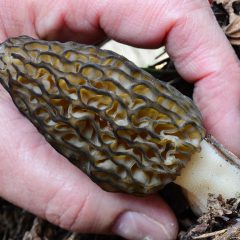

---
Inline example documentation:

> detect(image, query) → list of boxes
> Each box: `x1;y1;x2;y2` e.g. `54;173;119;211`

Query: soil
1;188;240;239
1;1;240;239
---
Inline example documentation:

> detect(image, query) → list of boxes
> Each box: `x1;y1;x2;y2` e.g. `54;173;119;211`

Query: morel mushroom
0;36;239;214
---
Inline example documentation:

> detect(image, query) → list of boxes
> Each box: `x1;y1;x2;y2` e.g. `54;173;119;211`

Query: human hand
0;1;239;240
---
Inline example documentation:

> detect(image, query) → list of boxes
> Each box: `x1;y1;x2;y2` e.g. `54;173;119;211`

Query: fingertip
111;195;178;240
64;187;178;239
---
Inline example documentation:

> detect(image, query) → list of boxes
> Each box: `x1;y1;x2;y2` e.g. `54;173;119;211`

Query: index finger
1;2;240;148
31;0;240;155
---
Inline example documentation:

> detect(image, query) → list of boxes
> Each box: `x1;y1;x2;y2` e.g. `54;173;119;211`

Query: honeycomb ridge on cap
0;36;205;195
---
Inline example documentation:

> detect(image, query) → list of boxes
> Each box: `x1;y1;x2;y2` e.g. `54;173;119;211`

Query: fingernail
112;211;176;240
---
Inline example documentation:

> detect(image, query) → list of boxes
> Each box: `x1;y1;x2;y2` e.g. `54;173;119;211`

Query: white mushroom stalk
175;136;240;215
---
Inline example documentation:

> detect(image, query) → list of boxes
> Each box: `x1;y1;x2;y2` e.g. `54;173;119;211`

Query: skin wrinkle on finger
194;66;240;120
65;190;93;232
193;65;240;153
166;2;234;81
43;175;92;230
0;8;8;40
0;0;37;40
31;0;182;47
32;0;107;43
98;0;180;47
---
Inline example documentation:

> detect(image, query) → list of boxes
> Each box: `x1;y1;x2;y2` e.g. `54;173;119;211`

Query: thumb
0;85;177;240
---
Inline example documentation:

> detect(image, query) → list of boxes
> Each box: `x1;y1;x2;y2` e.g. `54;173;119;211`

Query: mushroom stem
175;136;240;215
